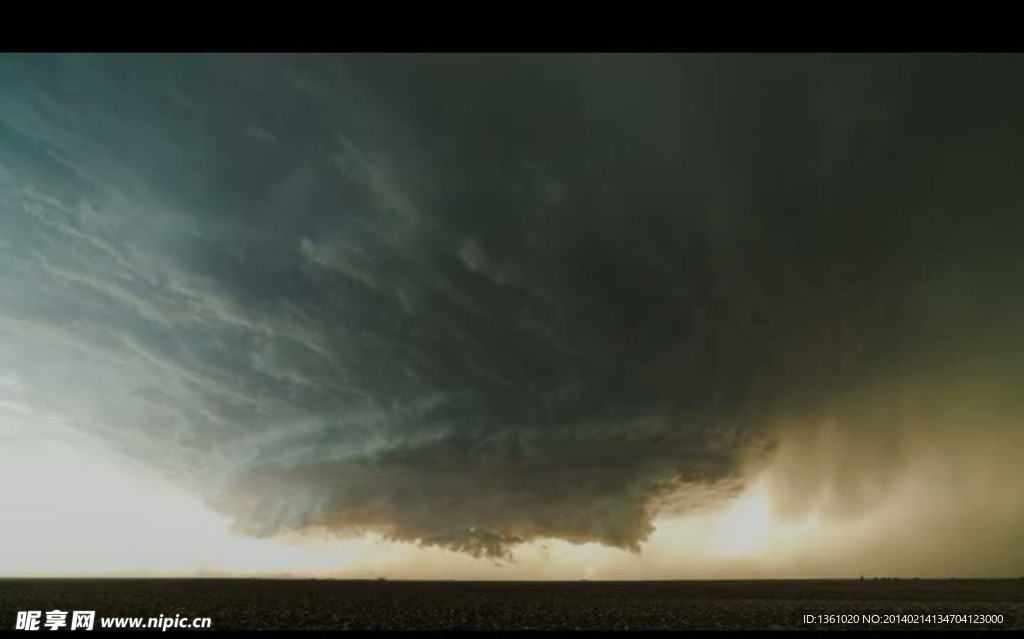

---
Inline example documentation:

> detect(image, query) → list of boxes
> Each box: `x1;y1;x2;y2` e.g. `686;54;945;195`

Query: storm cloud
2;53;1023;563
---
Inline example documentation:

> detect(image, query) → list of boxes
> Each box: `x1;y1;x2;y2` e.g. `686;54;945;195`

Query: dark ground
2;579;1023;630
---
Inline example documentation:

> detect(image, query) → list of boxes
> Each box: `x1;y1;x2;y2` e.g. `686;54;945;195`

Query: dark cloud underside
1;53;1023;560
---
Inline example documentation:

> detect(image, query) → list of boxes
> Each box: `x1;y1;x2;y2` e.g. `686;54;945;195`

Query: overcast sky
1;53;1022;578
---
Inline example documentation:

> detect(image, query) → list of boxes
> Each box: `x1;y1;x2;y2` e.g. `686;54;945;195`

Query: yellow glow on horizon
707;479;775;557
0;412;855;580
5;387;1021;580
0;407;380;577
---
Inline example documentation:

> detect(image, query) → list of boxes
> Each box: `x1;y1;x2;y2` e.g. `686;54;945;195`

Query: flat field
2;578;1023;630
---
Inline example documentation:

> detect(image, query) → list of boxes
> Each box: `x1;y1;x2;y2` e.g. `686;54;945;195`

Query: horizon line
3;576;1022;581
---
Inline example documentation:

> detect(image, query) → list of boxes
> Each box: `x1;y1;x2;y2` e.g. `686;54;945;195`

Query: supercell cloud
1;54;1023;563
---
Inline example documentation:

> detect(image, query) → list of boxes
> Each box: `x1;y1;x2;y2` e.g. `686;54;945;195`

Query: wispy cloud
1;53;1023;571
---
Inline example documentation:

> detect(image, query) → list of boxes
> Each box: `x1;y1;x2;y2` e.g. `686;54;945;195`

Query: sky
1;53;1023;579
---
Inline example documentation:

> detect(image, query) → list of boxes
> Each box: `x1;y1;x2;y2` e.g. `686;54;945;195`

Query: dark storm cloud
2;53;1023;560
